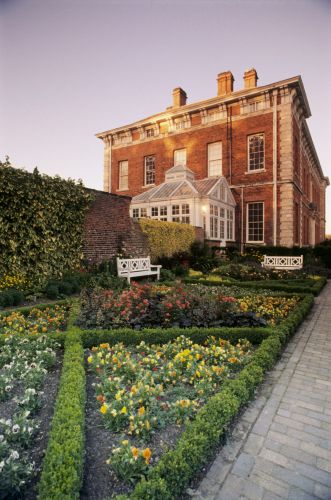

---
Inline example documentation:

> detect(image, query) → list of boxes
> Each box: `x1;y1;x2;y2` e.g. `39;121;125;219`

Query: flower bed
77;283;300;331
0;304;69;336
85;335;252;495
35;292;314;500
0;333;60;498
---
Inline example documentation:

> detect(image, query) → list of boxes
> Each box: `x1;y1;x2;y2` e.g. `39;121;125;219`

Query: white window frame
246;202;264;243
144;155;156;186
174;149;186;166
119;160;128;190
208;142;222;177
247;133;265;172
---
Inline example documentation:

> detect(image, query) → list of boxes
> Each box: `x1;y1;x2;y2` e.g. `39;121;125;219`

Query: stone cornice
95;76;310;139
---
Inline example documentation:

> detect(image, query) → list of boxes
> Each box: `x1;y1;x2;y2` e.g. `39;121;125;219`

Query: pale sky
1;0;330;232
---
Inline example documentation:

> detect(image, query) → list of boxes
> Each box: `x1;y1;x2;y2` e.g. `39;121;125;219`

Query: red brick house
96;69;329;248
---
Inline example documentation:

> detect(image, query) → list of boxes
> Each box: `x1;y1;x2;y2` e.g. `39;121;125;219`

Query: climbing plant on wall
0;158;92;288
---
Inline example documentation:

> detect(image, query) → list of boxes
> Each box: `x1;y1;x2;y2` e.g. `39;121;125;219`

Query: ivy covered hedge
139;219;195;261
0;158;91;287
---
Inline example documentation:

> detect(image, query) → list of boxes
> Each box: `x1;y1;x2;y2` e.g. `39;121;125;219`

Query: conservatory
130;165;236;245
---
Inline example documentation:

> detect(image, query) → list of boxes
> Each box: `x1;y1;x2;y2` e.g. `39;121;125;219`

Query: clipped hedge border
78;325;273;349
126;293;314;499
38;302;86;500
184;276;326;295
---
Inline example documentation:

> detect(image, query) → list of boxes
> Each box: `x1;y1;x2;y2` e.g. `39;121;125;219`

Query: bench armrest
150;265;162;270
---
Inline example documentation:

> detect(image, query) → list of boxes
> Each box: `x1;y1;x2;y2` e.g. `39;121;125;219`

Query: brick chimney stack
172;87;187;107
244;68;258;89
217;71;234;96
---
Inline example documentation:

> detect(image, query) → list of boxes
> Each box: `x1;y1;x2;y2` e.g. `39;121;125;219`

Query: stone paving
192;281;331;500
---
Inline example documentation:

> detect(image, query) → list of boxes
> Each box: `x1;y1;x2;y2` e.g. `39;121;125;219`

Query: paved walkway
192;281;331;500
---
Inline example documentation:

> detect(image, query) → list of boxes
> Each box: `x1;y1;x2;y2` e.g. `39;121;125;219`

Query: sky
1;0;330;232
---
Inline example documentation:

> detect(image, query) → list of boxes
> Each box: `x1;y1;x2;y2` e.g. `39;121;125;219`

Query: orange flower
131;447;139;459
96;394;105;403
142;448;152;464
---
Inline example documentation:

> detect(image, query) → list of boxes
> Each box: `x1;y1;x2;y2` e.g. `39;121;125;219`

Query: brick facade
97;70;329;248
83;190;149;264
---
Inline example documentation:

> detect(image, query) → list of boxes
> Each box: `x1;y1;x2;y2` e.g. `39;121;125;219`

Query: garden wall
83;190;149;263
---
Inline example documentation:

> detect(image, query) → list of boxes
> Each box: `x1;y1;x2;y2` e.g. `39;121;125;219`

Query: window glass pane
144;156;155;185
140;208;147;218
181;216;190;224
172;205;180;215
160;206;167;216
172;217;180;223
151;207;158;217
220;220;225;239
119;161;128;190
132;208;139;218
208;142;222;176
247;202;264;242
174;149;186;166
248;134;264;171
182;204;189;214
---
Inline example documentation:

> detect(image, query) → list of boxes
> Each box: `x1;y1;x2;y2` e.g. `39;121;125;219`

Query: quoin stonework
96;69;329;248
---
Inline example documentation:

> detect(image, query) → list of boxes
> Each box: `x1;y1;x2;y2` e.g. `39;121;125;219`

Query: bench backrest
117;257;151;275
263;255;303;268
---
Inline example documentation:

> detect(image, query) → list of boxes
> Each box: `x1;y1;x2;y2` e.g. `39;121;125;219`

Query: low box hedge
38;303;86;500
184;276;326;295
78;325;273;348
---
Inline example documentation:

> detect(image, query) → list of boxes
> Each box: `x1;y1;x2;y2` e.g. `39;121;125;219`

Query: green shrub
0;289;25;308
45;284;59;300
139;218;195;261
38;303;85;500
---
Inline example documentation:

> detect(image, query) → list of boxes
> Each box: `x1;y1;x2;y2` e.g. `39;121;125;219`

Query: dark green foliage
79;326;273;349
185;276;326;295
189;241;219;273
0;158;91;287
38;303;85;500
45;284;59;300
0;289;25;307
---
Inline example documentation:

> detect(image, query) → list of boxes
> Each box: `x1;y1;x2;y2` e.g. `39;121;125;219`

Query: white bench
262;255;303;270
117;257;162;284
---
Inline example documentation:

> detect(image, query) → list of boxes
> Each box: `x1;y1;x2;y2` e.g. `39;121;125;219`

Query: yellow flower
142;448;152;464
87;356;93;363
121;440;129;446
138;406;145;416
100;404;108;414
120;406;127;414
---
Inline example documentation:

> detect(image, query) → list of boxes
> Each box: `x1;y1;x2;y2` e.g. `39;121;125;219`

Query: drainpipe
241;187;244;253
272;90;278;246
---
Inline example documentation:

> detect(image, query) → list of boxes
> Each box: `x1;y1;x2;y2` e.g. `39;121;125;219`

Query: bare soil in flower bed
81;369;184;499
0;352;63;499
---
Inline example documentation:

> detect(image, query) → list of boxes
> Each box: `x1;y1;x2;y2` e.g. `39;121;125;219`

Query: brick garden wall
83;189;149;264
